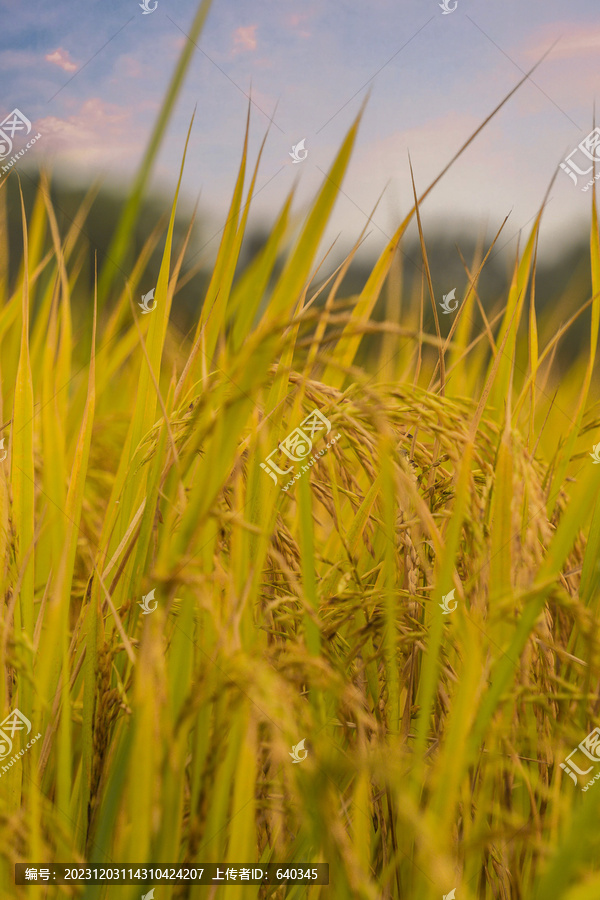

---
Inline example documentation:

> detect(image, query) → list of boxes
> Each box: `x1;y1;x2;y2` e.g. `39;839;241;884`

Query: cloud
36;98;137;169
513;22;600;119
232;25;257;54
117;55;143;80
45;48;77;72
288;12;311;37
524;23;600;61
321;109;510;244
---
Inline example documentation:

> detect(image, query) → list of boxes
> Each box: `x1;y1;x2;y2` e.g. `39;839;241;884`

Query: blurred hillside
1;171;594;371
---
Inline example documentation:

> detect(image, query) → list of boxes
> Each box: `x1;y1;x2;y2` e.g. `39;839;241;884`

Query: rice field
1;4;600;898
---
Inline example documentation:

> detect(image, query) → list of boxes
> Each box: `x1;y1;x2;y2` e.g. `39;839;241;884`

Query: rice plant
1;5;600;898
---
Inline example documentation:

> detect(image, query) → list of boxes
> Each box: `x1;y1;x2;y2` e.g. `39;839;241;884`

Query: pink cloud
36;98;136;169
524;23;600;61
232;25;257;54
167;35;187;52
45;48;77;72
288;12;311;37
514;23;600;116
119;55;143;79
78;97;130;126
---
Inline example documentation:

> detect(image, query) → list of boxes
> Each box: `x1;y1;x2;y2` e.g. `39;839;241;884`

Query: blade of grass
97;0;213;303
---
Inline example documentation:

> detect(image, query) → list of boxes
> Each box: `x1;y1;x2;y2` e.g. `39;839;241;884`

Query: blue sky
1;0;599;269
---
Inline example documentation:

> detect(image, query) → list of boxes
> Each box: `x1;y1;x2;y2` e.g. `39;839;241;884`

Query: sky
1;0;600;272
